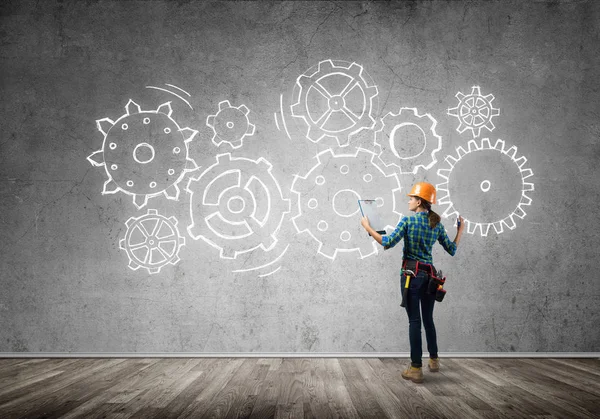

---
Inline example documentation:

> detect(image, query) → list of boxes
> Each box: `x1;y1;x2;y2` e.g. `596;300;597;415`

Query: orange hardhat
407;182;436;205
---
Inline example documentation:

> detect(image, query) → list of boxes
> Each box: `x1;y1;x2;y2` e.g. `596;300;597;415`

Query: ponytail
421;200;441;229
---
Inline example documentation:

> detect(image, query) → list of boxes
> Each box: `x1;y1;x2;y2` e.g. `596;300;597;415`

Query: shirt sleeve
381;217;408;250
437;223;457;256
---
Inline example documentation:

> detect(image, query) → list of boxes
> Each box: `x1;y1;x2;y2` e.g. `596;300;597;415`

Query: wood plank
1;357;599;419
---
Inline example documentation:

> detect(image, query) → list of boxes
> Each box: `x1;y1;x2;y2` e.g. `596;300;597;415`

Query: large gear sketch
436;138;534;236
447;86;500;138
374;107;442;174
186;153;290;259
291;148;403;260
119;209;186;274
206;100;256;150
291;59;378;147
87;99;199;209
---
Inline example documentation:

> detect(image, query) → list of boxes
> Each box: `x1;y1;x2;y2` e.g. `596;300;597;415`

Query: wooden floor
0;358;599;418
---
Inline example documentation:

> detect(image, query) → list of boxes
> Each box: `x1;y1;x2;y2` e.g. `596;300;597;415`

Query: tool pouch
427;269;447;302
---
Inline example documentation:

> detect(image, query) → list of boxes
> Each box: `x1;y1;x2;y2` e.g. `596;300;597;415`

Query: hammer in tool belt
400;269;416;307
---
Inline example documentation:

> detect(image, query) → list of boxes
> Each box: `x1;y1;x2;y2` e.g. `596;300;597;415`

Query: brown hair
419;198;441;229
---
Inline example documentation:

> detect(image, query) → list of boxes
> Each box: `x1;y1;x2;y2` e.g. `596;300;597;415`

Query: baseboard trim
1;352;599;358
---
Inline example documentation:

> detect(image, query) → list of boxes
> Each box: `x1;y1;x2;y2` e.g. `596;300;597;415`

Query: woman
361;182;465;383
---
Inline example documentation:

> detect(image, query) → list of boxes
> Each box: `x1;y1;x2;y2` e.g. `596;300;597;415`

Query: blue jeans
401;270;438;368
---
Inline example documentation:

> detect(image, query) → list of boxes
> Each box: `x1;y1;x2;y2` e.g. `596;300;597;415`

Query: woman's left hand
361;216;370;230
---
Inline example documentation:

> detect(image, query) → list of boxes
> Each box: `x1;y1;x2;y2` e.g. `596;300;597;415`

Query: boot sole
402;375;424;383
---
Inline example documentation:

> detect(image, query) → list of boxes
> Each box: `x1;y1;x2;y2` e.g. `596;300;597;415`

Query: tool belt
401;259;447;303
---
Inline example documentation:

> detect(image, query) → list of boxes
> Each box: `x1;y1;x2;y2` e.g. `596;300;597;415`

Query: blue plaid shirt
381;212;456;264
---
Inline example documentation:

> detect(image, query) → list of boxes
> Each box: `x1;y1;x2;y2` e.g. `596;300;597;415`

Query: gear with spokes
447;86;500;138
186;153;290;259
87;99;198;209
119;209;186;274
291;148;403;260
436;138;534;236
206;100;256;150
374;107;442;174
291;60;378;147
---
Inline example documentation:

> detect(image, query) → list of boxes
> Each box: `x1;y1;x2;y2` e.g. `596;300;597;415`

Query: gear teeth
455;145;468;159
96;118;115;136
147;209;158;215
87;150;105;167
102;179;119;194
218;100;231;111
292;213;311;234
483;93;495;101
521;168;534;180
318;59;334;72
185;156;199;171
206;115;216;128
216;153;232;165
156;102;173;117
471;86;481;95
480;138;492;149
125;99;141;116
180;127;198;143
513;205;527;220
168;216;177;225
492;221;504;234
246;123;256;136
133;194;149;209
445;155;459;168
467;140;480;153
348;62;362;75
493;139;506;152
239;105;250;115
164;184;180;200
119;238;126;249
148;267;160;274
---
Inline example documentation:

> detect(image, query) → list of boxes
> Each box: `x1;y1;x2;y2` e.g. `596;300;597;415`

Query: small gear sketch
447;86;500;138
374;107;442;174
436;138;534;236
291;148;403;260
206;100;256;149
186;153;290;259
119;209;186;274
87;99;199;209
291;59;379;147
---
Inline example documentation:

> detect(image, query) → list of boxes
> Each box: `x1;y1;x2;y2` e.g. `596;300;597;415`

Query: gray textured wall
1;0;599;353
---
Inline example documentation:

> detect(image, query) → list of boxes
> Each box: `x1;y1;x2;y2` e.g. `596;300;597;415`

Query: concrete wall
1;0;599;353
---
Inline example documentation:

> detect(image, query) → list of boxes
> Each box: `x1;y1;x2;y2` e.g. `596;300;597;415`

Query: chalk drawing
436;138;534;236
119;209;185;274
447;86;500;138
374;107;442;174
231;243;290;275
146;84;193;110
206;100;256;150
291;60;378;147
291;148;403;260
87;99;198;209
186;153;291;259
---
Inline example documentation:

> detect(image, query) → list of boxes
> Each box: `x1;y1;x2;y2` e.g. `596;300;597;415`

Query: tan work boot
428;357;440;372
401;364;424;383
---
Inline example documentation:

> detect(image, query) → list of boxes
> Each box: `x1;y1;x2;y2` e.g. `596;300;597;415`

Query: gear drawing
436;138;534;236
119;209;185;274
87;99;199;209
186;153;290;259
447;86;500;138
291;148;403;260
206;100;256;149
374;107;442;174
291;59;378;147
